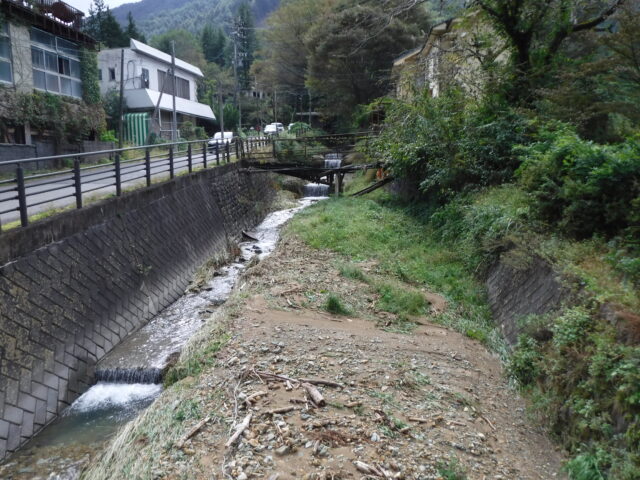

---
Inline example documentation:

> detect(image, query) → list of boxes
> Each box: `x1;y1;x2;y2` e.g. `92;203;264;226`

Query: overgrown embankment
366;89;640;479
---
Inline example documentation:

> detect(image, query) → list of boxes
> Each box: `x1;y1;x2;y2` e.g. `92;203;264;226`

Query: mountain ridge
111;0;280;38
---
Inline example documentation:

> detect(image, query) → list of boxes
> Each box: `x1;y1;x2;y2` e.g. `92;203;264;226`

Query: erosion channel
0;194;326;480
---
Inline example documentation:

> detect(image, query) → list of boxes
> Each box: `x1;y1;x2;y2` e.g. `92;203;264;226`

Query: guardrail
0;136;270;232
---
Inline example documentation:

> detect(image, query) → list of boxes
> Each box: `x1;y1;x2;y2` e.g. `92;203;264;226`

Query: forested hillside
111;0;280;37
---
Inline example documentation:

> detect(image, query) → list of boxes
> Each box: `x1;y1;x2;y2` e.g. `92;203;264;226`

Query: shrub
508;335;542;386
516;125;640;239
372;89;528;204
324;294;351;315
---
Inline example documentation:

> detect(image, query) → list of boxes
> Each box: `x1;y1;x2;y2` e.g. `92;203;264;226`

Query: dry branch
303;383;326;407
225;413;252;448
265;406;298;415
175;416;210;449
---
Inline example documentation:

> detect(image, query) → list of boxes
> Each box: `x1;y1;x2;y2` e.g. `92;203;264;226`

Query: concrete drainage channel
0;195;326;480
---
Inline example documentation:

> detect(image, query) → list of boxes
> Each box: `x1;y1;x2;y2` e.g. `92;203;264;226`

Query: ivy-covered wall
0;89;106;143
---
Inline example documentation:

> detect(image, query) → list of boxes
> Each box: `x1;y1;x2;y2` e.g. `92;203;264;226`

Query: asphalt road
0;149;234;227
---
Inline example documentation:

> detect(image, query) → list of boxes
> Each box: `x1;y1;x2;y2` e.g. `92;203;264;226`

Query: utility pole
171;41;178;142
117;49;125;148
307;88;312;126
231;22;242;132
218;91;224;134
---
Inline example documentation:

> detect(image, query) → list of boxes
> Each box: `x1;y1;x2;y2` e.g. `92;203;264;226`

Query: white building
97;39;215;138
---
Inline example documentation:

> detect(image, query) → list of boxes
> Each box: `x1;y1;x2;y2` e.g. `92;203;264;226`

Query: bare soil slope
129;236;565;480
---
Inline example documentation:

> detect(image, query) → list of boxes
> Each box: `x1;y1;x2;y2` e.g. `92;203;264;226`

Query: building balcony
1;0;95;46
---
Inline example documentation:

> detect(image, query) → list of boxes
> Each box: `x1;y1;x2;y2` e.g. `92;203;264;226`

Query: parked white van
208;131;233;150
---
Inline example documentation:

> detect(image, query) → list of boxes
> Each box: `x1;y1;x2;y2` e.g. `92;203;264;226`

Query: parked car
264;122;285;136
208;131;233;151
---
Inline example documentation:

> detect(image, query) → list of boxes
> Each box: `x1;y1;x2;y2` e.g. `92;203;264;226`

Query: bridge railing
241;132;377;165
0;136;266;233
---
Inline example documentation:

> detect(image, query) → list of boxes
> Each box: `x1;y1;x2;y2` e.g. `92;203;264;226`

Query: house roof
124;89;215;121
392;18;455;66
129;39;204;78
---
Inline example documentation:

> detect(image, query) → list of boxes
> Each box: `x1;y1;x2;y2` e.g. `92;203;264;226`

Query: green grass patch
323;293;351;315
437;457;467;480
338;263;369;282
287;195;500;351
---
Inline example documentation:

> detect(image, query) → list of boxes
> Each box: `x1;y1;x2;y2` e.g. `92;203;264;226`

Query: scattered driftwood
175;416;210;449
299;378;344;388
354;461;397;478
225;413;252;448
244;390;267;407
408;417;430;423
303;383;326;407
265;406;298;415
252;369;344;389
479;413;496;431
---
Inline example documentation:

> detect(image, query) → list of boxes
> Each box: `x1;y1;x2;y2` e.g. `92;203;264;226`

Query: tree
252;0;332;95
233;2;257;90
125;12;146;43
151;29;206;68
305;0;429;119
474;0;626;101
201;25;227;66
85;0;128;48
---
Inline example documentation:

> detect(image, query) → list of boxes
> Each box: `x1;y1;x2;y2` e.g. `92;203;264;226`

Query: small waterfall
324;153;343;169
303;183;329;197
94;367;163;384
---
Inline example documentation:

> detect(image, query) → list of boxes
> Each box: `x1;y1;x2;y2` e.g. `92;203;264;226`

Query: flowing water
0;196;326;480
301;153;343;197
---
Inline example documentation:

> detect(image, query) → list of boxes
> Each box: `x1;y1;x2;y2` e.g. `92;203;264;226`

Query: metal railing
5;0;85;29
0;136;271;232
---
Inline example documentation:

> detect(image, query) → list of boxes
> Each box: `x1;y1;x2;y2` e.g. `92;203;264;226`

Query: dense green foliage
0;90;105;142
373;90;528;203
79;49;101;105
508;308;640;478
516;126;640;239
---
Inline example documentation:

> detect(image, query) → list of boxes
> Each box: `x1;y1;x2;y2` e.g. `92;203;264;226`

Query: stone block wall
486;255;569;345
0;164;276;459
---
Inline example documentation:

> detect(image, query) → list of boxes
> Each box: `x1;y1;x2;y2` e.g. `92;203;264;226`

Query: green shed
124;113;149;146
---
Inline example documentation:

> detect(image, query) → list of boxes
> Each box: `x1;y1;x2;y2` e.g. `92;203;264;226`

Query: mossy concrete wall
486;254;569;345
0;164;275;459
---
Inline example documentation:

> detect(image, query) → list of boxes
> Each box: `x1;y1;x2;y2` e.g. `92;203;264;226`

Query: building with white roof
98;39;215;140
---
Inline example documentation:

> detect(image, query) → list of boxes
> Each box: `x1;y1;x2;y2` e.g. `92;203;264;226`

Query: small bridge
239;132;380;190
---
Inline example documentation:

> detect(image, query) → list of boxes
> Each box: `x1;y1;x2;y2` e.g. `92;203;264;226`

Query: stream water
0;194;327;480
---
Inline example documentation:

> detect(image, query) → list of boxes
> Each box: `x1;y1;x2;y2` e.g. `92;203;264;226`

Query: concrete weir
0;163;277;460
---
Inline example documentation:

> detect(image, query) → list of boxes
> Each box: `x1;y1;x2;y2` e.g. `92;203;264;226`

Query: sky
65;0;137;15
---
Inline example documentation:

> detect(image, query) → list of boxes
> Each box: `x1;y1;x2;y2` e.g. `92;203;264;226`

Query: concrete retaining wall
486;254;569;345
0;164;276;459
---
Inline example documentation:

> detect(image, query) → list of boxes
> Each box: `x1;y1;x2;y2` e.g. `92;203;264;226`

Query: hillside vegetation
111;0;280;37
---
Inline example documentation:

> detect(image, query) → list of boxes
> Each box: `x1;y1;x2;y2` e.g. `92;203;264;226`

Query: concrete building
0;0;97;149
392;12;507;100
97;39;215;139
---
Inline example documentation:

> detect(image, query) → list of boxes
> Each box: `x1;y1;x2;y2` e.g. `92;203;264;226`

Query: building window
30;28;81;98
158;70;190;100
141;68;149;88
109;68;116;81
98;68;102;81
0;23;12;84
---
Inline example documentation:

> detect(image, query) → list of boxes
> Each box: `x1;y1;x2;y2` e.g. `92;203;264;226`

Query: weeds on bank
288;195;500;351
323;293;352;315
437;457;467;480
